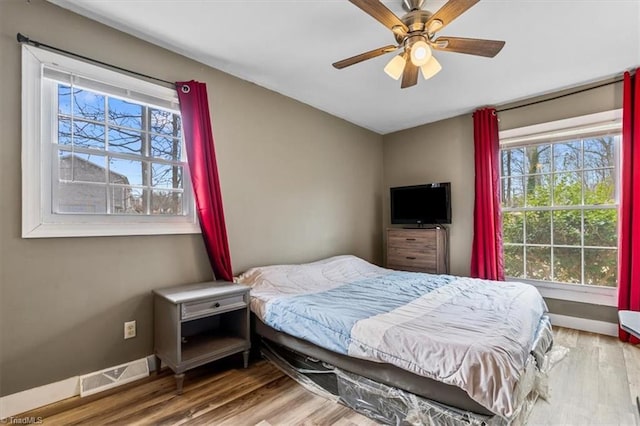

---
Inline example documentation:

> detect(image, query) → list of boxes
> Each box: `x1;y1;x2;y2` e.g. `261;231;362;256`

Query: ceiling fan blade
401;62;419;89
349;0;409;33
432;37;505;57
426;0;480;33
333;45;398;69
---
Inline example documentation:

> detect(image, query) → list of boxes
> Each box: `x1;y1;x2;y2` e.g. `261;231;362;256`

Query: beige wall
497;82;623;130
382;115;475;276
382;82;623;320
0;0;383;396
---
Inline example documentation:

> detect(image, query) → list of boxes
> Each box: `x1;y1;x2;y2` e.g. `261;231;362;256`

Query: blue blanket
263;271;456;354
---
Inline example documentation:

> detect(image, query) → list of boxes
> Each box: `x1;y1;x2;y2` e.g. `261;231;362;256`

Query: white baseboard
548;313;618;337
0;355;156;419
0;376;79;420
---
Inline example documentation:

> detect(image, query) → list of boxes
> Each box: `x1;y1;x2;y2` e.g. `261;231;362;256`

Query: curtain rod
16;33;175;87
496;76;624;113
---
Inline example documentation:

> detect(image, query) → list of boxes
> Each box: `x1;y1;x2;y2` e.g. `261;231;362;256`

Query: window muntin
501;134;620;287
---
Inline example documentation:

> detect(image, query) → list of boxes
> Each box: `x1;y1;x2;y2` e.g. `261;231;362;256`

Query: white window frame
499;109;622;306
22;45;200;238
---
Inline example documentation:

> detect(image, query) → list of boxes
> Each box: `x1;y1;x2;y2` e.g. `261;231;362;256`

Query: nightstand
153;281;251;394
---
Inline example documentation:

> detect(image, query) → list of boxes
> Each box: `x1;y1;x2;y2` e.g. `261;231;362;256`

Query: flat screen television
390;183;451;225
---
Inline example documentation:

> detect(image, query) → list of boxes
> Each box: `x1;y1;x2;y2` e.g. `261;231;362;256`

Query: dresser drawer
387;248;435;269
387;264;437;273
387;230;436;251
181;294;246;320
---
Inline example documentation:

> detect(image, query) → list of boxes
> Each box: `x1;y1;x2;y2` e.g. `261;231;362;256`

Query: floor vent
79;358;149;397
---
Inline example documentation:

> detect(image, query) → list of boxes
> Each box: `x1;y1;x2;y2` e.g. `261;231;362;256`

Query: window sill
22;221;201;238
506;277;618;307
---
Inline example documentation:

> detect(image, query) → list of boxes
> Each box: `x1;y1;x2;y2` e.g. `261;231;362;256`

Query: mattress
236;255;552;418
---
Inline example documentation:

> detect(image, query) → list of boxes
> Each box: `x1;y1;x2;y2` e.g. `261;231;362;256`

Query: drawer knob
406;238;416;241
213;302;221;308
406;256;416;260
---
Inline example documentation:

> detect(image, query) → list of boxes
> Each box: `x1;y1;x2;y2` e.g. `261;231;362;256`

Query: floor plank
528;329;640;426
18;327;640;425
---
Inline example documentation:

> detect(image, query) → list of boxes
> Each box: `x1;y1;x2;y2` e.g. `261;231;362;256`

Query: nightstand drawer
181;294;245;320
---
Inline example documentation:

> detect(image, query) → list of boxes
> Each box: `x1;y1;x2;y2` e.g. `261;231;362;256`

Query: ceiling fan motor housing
394;10;434;44
402;0;425;12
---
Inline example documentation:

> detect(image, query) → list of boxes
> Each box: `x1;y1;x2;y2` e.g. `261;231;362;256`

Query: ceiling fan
333;0;505;89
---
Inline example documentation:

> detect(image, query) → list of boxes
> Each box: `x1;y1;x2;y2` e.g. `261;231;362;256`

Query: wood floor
528;327;640;425
21;327;640;425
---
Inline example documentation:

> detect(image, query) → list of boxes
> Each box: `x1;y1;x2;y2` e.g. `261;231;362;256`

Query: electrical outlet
124;320;136;339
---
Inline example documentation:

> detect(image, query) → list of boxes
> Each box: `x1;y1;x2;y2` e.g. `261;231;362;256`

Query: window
22;45;199;237
500;111;622;290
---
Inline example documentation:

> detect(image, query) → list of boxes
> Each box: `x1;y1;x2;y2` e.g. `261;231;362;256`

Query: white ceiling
49;0;640;135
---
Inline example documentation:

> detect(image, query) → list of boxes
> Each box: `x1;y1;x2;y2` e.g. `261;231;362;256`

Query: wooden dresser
386;227;448;274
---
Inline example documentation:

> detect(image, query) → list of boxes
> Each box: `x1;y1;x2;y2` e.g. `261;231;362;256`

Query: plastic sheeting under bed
260;339;568;426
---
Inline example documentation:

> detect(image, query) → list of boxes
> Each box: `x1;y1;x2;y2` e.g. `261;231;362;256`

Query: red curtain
618;69;640;343
470;108;505;280
176;81;233;282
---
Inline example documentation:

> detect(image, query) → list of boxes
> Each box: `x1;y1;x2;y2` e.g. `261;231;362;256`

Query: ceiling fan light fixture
408;39;432;66
420;56;442;80
384;54;407;80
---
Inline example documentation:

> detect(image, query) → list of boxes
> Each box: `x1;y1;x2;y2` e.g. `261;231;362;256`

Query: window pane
110;187;145;214
72;88;105;122
152;164;182;189
525;144;551;174
501;176;525;208
553;172;582;206
584;248;617;287
553;247;582;284
151;190;183;215
503;212;524;244
526;246;551;280
56;182;107;214
526;211;551;245
58;84;71;115
108;98;143;130
58;118;106;150
108;128;143;155
150;109;181;138
584;137;616;169
584;169;615;205
525;174;551;207
553;140;581;172
58;151;106;183
108;157;145;186
553;209;582;246
584;209;617;247
504;245;524;278
501;148;525;177
73;120;107;150
58;118;72;145
151;136;182;161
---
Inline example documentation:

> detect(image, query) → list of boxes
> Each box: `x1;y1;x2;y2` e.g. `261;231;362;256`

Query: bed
235;255;555;425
